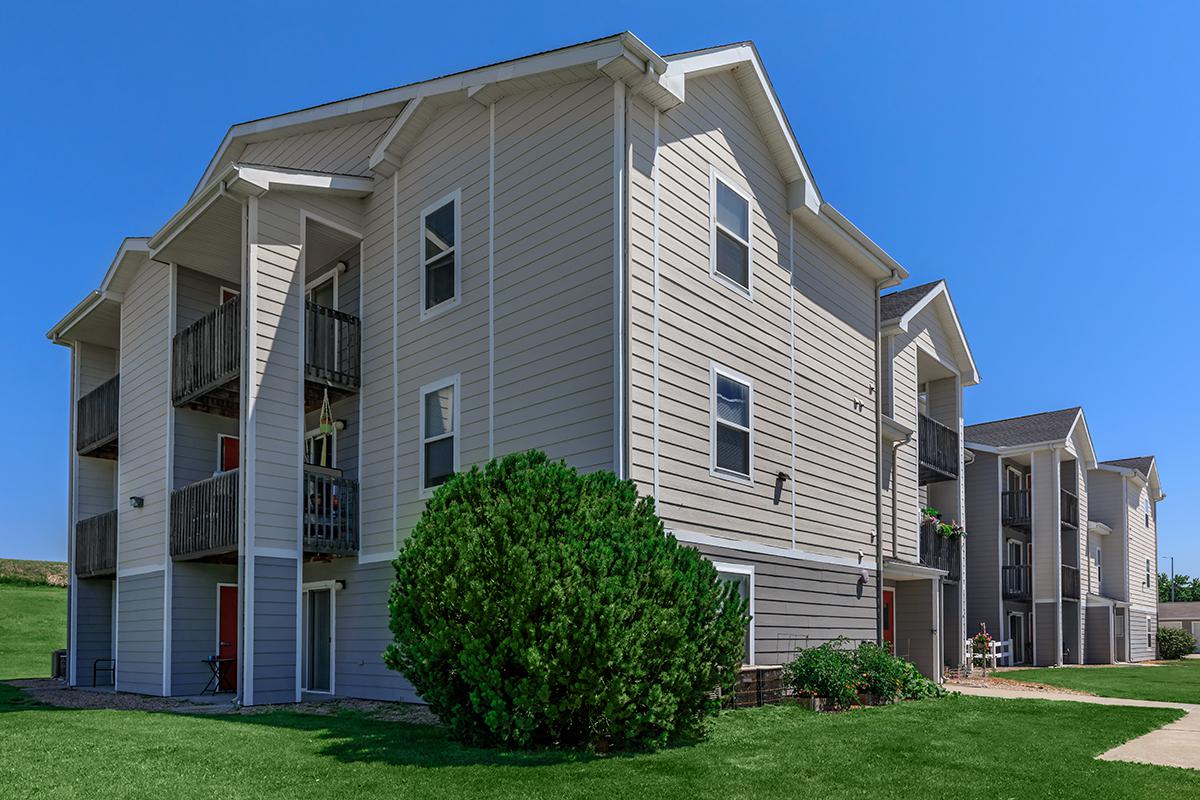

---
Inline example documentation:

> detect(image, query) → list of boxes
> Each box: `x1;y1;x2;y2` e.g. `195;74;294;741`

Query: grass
1005;659;1200;704
0;583;67;680
0;558;67;588
0;686;1196;799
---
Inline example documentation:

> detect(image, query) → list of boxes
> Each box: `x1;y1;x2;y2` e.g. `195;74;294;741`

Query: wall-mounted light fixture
334;579;347;591
129;496;144;509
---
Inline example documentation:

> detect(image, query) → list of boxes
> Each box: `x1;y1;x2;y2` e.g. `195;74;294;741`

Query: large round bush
384;450;749;749
1158;626;1197;660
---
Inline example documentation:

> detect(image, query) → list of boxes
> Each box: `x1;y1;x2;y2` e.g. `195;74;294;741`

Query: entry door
1008;613;1024;664
303;588;333;693
1114;609;1126;661
217;585;238;691
883;589;895;652
219;435;239;473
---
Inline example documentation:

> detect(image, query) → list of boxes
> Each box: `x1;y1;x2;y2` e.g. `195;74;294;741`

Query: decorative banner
319;388;334;435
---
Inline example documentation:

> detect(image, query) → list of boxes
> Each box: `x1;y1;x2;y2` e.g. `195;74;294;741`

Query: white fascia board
49;237;150;343
46;290;103;344
233;165;375;197
1089;521;1112;536
192;33;668;197
886;281;980;386
1065;409;1098;469
882;414;914;443
794;202;906;284
964;440;1066;456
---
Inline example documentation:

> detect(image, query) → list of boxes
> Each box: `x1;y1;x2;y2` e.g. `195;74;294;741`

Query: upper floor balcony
918;518;962;578
1002;564;1031;601
171;296;361;418
1059;488;1079;529
75;509;116;579
77;374;119;459
1061;564;1081;599
1001;487;1079;531
169;467;359;561
917;413;959;485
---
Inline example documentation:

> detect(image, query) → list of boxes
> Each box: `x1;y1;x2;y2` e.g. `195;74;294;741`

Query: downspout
874;271;897;644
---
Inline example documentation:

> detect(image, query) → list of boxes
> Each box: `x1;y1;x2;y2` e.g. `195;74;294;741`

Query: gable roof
1102;456;1155;475
964;407;1083;448
1099;455;1163;498
881;279;979;386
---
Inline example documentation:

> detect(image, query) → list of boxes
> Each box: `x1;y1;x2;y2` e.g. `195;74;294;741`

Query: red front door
218;585;238;691
220;436;239;473
883;589;895;652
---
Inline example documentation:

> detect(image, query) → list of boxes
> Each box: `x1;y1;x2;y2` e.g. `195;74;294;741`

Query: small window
419;376;459;494
710;170;752;294
714;563;753;665
420;192;461;316
1146;559;1154;588
710;365;753;482
1095;546;1102;589
1147;617;1154;650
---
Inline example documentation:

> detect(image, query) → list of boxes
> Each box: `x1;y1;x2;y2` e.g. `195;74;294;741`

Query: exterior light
129;496;144;509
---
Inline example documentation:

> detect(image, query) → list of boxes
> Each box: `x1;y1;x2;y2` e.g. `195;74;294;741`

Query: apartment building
1085;456;1164;662
48;32;973;705
878;281;978;678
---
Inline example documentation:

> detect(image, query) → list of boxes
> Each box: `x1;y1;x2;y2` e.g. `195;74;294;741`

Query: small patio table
200;656;235;695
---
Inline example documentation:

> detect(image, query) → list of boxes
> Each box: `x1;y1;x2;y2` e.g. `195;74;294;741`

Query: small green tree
384;450;748;750
1157;627;1197;660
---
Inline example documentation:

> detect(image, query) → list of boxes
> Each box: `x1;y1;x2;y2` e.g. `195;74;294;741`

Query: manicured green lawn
1005;660;1200;704
0;584;66;680
0;685;1195;799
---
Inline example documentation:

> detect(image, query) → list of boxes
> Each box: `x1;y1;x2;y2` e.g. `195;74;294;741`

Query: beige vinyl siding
627;72;877;560
1086;469;1129;599
239;118;393;176
964;452;1002;637
117;260;171;569
116;571;164;694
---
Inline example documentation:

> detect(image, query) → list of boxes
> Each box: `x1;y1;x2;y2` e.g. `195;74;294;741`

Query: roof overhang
882;414;914;444
1095;457;1163;500
968;409;1095;469
883;559;946;581
882;280;980;386
47;238;150;347
1088;521;1112;536
1064;409;1098;470
196;32;682;194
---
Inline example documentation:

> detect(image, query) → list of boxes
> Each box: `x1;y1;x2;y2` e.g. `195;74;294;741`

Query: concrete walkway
953;684;1200;771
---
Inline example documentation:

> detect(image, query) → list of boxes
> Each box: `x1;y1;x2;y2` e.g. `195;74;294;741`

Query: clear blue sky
2;2;1195;574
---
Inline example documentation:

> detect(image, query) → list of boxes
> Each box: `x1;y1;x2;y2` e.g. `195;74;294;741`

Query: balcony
1002;489;1031;529
1002;565;1030;601
918;519;962;578
1060;489;1079;529
77;374;119;459
170;467;358;561
171;297;361;418
75;509;116;579
1061;564;1081;599
917;413;959;485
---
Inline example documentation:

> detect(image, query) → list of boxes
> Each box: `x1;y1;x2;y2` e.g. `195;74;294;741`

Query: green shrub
852;642;906;700
384;450;749;750
896;659;948;700
782;638;857;707
1157;626;1197;660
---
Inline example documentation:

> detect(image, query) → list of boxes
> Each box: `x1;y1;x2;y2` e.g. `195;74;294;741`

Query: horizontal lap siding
73;578;113;685
892;578;938;678
77;343;119;520
252;556;297;703
304;560;419;702
116;571;164;694
174;409;237;489
628;71;876;564
1127;480;1157;612
1086;470;1128;599
240;118;392;176
687;540;875;665
171;562;235;695
118;261;170;569
964;453;1001;637
1085;606;1111;664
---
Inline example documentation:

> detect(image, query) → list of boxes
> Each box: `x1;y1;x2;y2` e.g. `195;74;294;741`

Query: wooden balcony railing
170;469;239;561
1060;489;1079;529
75;509;117;579
77;374;119;458
1002;489;1031;529
918;519;962;578
303;467;359;556
172;295;241;415
305;302;361;392
1061;564;1081;599
1002;565;1030;601
917;413;959;485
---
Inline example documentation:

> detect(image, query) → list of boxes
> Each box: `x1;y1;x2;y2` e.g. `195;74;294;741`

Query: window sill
419;296;462;323
710;467;754;487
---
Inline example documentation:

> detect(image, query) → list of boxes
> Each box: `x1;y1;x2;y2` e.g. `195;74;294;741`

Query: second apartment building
52;32;975;704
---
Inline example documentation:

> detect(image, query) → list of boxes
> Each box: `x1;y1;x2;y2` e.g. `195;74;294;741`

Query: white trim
418;189;463;321
391;172;400;555
788;215;797;549
357;550;399;565
252;547;301;561
300;581;338;695
881;280;979;387
709;166;753;299
219;285;241;303
613;80;627;478
234;165;375;197
709;362;754;485
242;194;259;706
163;262;177;696
670;528;878;571
418;374;461;498
712;562;755;666
651;106;661;503
296;207;308;704
67;344;79;686
217;433;239;473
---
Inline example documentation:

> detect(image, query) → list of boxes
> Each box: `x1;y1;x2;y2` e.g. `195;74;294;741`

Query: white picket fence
964;638;1013;670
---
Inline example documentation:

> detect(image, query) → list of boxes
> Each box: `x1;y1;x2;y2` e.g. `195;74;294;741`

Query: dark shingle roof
964;408;1082;448
1102;456;1155;476
880;280;943;322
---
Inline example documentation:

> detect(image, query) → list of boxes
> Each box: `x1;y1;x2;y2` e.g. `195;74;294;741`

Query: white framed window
1006;538;1022;566
1095;546;1102;591
419;190;462;319
709;168;752;296
709;363;753;484
1146;558;1154;588
419;374;460;496
713;562;754;665
1147;617;1154;650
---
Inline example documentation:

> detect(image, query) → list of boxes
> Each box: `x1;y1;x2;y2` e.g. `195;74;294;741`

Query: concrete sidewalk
953;684;1200;771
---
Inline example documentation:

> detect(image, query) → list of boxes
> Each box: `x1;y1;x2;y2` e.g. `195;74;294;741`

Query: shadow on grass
0;682;692;769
